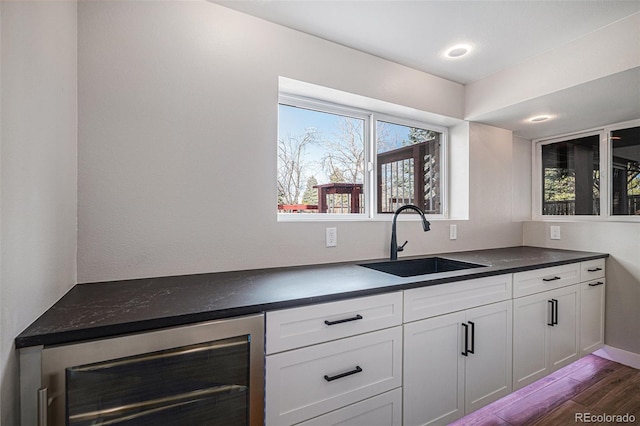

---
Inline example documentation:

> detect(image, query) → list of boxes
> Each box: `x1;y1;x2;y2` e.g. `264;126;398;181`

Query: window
277;95;446;219
534;120;640;220
611;126;640;216
541;134;600;215
376;120;442;214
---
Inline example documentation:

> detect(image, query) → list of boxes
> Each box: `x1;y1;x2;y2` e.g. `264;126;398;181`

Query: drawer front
296;388;402;426
265;327;402;426
513;263;580;298
266;292;402;354
403;274;512;323
581;258;606;281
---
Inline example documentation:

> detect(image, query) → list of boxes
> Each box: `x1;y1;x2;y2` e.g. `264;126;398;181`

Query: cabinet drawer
266;292;402;354
265;327;402;426
296;388;402;426
513;263;580;298
404;274;512;323
581;258;605;281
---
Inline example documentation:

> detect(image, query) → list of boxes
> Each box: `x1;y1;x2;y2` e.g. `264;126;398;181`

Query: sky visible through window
278;104;418;184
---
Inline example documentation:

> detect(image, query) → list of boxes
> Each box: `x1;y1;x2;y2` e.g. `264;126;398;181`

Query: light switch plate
450;224;457;240
550;226;561;240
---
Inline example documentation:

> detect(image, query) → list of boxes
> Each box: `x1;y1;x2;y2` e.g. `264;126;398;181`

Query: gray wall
0;1;78;424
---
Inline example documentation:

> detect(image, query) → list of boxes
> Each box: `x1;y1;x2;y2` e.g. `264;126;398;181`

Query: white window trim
277;93;449;222
532;118;640;223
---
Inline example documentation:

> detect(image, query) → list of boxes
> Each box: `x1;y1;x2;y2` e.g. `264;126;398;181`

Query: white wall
0;2;78;424
77;1;525;283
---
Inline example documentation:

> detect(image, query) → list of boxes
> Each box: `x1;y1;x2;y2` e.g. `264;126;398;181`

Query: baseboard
594;345;640;369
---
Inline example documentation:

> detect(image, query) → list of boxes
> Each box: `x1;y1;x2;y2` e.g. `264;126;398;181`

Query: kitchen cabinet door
513;291;549;390
580;279;605;356
403;300;512;426
513;284;580;390
464;300;512;414
403;311;465;426
547;285;580;371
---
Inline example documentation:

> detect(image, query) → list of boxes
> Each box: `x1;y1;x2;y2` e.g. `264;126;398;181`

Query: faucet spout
390;204;431;261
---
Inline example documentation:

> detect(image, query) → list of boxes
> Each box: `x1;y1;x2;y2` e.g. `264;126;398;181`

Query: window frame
277;94;449;222
532;118;640;222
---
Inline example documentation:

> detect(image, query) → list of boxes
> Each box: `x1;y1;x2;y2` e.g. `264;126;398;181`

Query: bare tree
278;130;318;205
321;117;365;183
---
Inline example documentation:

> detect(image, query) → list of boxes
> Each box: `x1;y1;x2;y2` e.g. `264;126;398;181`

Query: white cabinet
296;389;402;426
264;258;606;426
580;280;605;355
512;259;606;390
265;293;403;426
403;274;513;426
403;311;465;426
580;259;606;356
512;263;581;298
266;292;403;355
513;284;580;390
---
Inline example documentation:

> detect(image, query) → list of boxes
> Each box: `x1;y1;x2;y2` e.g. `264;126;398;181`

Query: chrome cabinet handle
38;388;48;426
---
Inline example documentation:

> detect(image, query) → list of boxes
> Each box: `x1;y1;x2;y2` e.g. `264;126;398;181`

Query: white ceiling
214;0;640;139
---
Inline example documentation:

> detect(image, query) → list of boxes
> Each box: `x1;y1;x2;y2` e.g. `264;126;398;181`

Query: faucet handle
398;241;408;252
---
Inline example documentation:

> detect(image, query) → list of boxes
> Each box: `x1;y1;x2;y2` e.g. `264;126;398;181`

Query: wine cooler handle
38;388;48;426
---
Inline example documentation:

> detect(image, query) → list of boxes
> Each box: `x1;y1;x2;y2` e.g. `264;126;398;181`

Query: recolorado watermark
575;412;636;423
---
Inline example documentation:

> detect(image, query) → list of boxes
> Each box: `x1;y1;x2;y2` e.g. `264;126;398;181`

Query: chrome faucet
390;204;431;261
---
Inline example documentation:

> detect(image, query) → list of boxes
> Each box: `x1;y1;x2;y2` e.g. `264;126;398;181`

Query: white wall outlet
449;224;457;240
326;227;337;247
550;225;561;240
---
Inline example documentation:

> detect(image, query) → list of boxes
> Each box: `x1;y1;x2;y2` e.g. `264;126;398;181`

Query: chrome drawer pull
324;314;363;326
543;276;561;282
588;281;604;287
324;366;363;382
587;267;603;272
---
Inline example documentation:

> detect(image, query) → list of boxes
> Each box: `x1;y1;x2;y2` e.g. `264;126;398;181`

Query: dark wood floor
449;354;640;426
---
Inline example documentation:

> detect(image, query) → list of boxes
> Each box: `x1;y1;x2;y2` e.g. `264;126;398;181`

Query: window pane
278;104;365;214
611;126;640;216
376;121;441;214
541;135;600;215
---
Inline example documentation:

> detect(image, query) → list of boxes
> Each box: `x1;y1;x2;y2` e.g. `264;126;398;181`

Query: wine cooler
25;314;264;426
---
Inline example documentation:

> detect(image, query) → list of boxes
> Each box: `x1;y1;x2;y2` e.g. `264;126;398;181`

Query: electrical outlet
450;224;457;240
550;226;561;240
326;227;337;247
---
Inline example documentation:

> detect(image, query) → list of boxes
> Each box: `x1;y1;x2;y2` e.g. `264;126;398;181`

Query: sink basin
359;257;485;277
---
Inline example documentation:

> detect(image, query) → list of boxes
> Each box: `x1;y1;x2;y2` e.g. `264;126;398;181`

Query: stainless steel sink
359;257;485;277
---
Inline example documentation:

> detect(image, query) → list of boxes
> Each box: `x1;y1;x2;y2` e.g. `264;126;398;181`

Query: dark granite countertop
15;246;608;349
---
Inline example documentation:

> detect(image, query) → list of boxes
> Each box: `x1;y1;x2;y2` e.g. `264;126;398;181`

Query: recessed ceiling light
445;44;472;59
528;115;551;123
